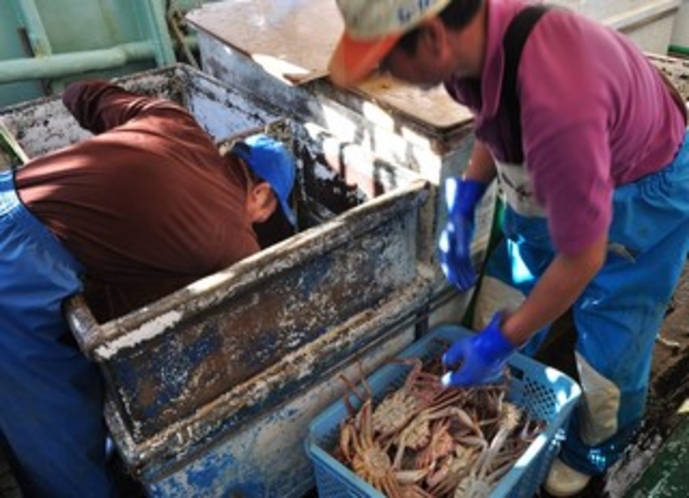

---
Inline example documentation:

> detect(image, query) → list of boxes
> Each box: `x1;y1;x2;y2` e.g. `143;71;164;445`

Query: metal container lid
186;0;473;129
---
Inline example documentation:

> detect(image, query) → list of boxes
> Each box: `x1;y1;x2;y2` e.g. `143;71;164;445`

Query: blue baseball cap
231;134;297;227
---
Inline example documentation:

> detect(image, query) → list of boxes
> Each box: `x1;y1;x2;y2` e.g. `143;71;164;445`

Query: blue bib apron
473;132;689;474
0;170;115;497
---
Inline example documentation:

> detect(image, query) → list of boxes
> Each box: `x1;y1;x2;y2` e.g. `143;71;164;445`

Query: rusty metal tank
0;64;436;496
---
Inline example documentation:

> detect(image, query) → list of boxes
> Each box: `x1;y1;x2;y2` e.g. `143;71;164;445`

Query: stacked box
550;0;681;54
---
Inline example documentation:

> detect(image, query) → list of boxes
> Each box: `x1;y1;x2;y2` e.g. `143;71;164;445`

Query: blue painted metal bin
1;63;439;496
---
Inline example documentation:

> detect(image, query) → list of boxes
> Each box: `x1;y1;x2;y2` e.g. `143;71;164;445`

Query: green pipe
17;0;52;57
0;35;198;85
669;44;689;56
140;0;176;67
0;41;156;84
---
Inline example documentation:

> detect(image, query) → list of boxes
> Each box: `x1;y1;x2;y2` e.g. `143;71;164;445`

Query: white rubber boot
543;457;592;497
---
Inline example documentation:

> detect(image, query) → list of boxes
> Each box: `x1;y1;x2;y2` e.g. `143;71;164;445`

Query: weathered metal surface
110;300;430;495
2;64;439;495
194;31;475;169
625;416;689;497
137;328;418;498
310;74;474;139
0;64;284;158
192;29;475;266
66;180;428;442
193;30;493;332
186;0;339;85
190;3;573;322
187;0;467;128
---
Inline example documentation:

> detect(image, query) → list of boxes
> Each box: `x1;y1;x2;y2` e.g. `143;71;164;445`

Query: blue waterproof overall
0;171;114;497
473;133;689;475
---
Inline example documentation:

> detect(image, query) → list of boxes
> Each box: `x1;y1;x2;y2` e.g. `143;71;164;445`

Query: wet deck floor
538;262;689;498
607;262;689;498
0;458;20;498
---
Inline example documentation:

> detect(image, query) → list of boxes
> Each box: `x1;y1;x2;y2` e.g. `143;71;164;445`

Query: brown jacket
16;81;260;321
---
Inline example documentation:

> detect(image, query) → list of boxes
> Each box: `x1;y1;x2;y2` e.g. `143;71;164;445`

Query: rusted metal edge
107;265;437;478
64;295;102;357
65;180;430;359
0;63;248;117
308;78;475;146
0;64;177;117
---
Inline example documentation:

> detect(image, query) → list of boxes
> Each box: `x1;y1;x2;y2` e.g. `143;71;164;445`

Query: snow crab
335;355;544;497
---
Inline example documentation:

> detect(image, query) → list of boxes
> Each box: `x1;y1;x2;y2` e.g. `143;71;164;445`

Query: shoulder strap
501;5;550;163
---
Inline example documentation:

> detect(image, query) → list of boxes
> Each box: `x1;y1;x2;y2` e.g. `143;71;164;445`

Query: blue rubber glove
441;312;517;387
438;178;487;291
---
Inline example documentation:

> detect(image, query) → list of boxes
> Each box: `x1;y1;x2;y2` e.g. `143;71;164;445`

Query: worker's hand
441;312;516;387
438;178;487;291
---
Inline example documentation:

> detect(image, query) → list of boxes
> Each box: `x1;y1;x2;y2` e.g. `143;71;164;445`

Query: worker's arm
442;233;607;387
62;80;181;135
463;139;497;184
439;139;497;290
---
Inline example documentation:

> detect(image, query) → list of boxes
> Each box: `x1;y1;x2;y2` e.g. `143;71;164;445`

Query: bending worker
0;80;297;497
328;0;689;496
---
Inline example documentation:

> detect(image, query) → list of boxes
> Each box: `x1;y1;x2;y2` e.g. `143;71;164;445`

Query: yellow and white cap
329;0;451;87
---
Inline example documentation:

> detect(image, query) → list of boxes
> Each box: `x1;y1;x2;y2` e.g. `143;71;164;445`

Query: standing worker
328;0;689;496
0;80;297;497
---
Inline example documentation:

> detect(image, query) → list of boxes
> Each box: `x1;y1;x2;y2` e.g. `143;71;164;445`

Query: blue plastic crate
305;324;582;498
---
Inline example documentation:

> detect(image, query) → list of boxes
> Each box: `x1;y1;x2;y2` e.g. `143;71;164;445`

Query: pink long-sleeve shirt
445;0;685;255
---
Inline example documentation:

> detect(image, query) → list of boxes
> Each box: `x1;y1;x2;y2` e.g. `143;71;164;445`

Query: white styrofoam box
551;0;681;53
670;0;689;47
621;9;679;53
551;0;673;20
